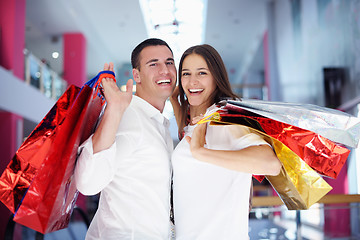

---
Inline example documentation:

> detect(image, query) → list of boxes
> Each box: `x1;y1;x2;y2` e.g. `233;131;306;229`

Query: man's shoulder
128;96;156;118
121;97;152;126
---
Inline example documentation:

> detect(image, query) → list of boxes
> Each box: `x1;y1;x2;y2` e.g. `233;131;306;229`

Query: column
0;0;26;238
264;1;282;101
0;0;26;79
63;32;88;211
63;33;87;87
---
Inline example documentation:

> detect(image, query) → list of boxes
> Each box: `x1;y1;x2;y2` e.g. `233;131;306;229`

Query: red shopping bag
0;71;115;233
199;103;351;182
219;112;350;180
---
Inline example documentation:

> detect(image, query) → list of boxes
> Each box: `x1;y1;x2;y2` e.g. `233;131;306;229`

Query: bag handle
83;70;116;105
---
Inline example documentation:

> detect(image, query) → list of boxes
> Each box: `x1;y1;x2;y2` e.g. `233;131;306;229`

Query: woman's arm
186;123;281;176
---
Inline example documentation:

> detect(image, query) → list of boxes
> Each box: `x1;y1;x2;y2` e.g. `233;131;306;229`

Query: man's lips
156;79;171;85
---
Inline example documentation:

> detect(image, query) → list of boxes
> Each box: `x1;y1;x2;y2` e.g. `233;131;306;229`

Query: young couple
74;38;281;240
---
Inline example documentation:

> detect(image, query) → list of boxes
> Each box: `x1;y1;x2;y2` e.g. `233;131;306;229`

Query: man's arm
92;62;133;153
74;63;134;195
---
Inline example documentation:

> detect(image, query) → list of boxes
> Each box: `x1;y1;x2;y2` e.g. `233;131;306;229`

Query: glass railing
24;49;67;100
251;192;360;239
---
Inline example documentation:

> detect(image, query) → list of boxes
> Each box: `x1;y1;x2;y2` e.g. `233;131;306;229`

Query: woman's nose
189;75;199;85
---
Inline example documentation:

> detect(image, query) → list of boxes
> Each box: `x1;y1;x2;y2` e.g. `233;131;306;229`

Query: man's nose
159;63;170;74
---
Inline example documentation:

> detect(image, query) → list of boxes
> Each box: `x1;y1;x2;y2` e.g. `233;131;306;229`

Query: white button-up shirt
75;96;173;240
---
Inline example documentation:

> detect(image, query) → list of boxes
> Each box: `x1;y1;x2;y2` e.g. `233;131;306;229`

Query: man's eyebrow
145;57;174;65
145;59;159;65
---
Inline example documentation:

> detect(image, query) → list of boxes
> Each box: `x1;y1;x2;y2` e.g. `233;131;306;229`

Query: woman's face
181;54;216;110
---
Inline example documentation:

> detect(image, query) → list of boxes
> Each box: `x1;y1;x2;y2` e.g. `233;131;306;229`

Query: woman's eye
182;72;190;76
199;71;207;75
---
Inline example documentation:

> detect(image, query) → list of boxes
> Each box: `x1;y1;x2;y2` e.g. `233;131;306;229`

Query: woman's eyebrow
182;67;208;71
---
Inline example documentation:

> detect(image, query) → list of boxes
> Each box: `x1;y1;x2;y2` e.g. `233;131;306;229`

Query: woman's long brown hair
177;44;238;134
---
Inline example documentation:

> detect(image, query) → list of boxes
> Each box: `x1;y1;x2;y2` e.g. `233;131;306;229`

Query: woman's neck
189;103;211;125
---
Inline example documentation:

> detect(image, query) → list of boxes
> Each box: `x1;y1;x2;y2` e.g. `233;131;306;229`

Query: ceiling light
139;0;207;64
52;51;59;59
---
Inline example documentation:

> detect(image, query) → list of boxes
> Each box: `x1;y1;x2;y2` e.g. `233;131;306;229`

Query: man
75;38;176;239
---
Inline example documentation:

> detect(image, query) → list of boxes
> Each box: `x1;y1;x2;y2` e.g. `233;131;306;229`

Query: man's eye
149;63;157;67
167;62;174;65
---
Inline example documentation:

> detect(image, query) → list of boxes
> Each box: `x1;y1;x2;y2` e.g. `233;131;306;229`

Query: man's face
133;45;177;105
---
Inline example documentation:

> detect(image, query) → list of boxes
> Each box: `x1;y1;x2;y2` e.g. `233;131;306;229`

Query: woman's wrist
191;146;208;162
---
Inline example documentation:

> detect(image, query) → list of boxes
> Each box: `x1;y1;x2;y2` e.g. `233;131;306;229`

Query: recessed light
52;52;59;59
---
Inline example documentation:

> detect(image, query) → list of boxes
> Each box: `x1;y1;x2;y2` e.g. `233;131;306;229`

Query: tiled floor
249;218;315;240
13;215;360;240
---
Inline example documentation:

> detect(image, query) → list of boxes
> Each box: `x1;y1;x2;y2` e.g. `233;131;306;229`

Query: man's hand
102;62;133;114
92;63;133;153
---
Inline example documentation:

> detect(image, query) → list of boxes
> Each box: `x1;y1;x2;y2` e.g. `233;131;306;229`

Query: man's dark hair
131;38;173;70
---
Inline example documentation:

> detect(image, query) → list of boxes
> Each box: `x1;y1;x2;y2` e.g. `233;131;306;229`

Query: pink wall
0;0;25;79
63;33;87;87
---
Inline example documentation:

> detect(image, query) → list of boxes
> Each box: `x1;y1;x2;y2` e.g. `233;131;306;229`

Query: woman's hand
102;62;133;114
185;124;281;175
191;114;204;125
186;123;207;159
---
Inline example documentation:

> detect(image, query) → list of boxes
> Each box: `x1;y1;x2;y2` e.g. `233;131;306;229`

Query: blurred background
1;0;360;239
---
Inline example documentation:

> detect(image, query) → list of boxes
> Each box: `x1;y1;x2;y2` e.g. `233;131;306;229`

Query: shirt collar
132;96;168;126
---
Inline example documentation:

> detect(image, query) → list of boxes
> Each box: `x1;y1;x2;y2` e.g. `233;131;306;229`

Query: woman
170;44;281;239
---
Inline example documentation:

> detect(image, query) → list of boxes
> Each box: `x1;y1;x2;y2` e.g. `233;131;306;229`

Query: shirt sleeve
206;124;271;151
74;106;141;195
228;125;271;150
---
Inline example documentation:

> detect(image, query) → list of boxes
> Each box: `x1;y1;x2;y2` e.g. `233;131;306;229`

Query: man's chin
160;88;175;98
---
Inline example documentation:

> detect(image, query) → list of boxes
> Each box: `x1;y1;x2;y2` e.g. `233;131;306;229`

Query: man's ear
133;68;141;84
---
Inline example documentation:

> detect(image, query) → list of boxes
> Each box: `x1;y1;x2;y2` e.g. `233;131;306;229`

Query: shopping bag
213;112;350;180
264;132;333;210
202;99;357;181
221;99;360;148
0;71;115;233
206;121;332;210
